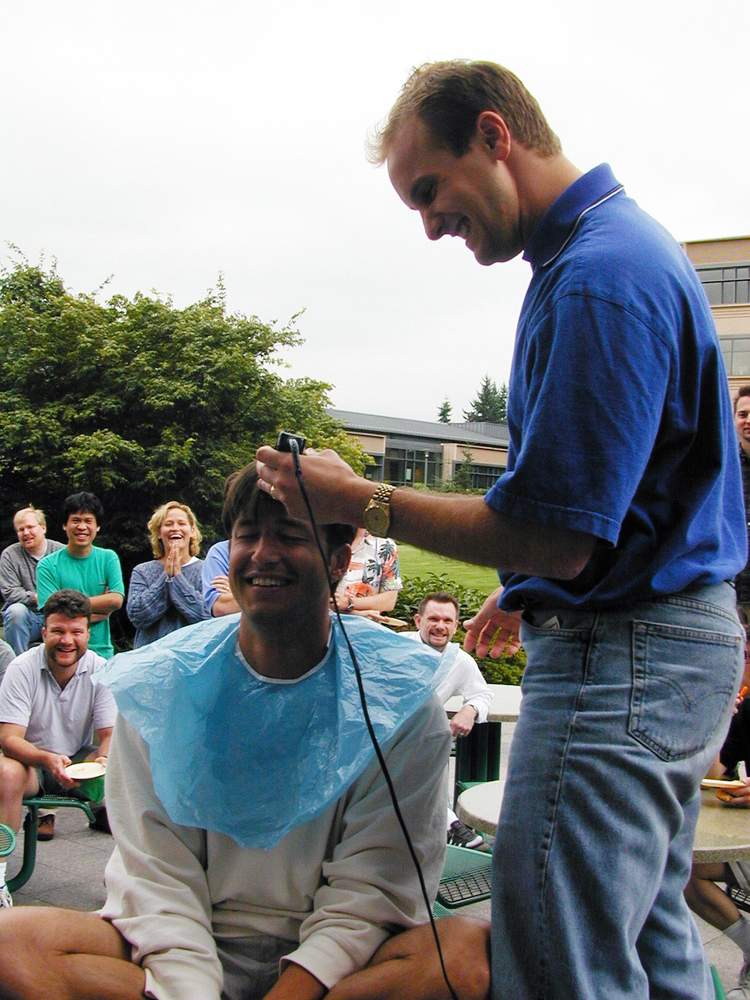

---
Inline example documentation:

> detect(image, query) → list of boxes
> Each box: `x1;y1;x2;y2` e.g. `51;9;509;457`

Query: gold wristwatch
363;483;396;536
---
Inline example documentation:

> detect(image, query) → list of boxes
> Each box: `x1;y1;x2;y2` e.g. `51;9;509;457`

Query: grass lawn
397;543;499;592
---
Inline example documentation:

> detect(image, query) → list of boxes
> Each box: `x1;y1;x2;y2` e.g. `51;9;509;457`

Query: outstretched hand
464;587;522;659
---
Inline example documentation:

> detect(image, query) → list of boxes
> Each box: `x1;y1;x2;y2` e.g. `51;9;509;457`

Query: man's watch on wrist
363;483;396;536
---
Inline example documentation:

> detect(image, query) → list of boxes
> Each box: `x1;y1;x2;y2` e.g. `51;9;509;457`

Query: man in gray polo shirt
0;589;116;907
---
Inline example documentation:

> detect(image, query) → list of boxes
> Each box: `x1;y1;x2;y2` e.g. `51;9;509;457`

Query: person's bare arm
255;448;595;580
334;591;399;614
263;963;326;1000
90;591;124;623
88;726;113;764
210;576;240;617
0;722;76;787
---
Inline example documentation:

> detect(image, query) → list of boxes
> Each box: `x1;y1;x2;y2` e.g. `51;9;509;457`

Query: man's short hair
417;591;460;618
369;59;561;164
42;589;92;623
734;386;750;413
12;505;46;529
222;465;356;552
147;501;203;559
63;491;104;525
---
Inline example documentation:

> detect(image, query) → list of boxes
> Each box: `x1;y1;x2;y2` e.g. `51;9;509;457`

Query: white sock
0;861;6;886
447;807;458;831
724;916;750;959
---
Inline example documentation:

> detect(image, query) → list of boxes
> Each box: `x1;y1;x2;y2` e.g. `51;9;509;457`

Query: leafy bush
394;572;525;686
0;258;370;569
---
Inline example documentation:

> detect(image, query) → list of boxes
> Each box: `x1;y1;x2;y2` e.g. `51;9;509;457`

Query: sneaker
0;883;12;908
37;814;55;841
447;819;484;850
728;961;750;999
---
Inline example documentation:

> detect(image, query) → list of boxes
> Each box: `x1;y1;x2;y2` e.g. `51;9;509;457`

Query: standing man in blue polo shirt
256;61;747;999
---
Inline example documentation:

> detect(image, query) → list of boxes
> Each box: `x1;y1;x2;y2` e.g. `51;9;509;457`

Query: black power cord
281;435;460;1000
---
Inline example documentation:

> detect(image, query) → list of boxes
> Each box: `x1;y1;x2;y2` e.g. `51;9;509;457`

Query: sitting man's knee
438;916;491;1000
3;603;27;627
0;755;28;791
0;910;42;998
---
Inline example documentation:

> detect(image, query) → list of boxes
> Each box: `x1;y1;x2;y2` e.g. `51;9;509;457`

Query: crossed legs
0;908;489;1000
0;908;144;1000
329;916;490;1000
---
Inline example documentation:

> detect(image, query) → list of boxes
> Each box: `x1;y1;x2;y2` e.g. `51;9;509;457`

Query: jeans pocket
629;619;740;761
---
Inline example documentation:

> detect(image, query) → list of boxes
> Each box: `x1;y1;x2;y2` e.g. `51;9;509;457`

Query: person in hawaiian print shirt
333;530;403;616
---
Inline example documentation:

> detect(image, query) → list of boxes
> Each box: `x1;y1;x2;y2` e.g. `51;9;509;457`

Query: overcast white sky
2;1;748;421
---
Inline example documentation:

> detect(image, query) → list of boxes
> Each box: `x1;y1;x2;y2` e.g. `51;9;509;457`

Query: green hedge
394;573;525;686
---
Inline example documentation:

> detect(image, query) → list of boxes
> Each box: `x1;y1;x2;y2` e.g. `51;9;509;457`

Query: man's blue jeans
490;583;743;1000
2;603;43;655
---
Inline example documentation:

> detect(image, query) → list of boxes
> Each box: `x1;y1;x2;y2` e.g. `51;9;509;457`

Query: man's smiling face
229;501;347;629
14;511;46;553
63;510;100;555
386;114;523;266
43;612;90;672
415;600;459;652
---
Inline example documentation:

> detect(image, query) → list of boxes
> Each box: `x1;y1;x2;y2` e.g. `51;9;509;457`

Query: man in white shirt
0;588;115;906
0;466;490;1000
406;591;492;849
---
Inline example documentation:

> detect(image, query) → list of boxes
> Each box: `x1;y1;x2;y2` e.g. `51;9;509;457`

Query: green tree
0;259;368;572
463;375;508;423
437;397;452;423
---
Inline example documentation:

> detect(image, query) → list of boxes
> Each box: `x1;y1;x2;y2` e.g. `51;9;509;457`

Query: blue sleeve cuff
484;482;619;545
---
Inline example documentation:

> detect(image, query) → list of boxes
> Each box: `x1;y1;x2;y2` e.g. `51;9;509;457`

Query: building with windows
683;236;750;395
328;409;508;489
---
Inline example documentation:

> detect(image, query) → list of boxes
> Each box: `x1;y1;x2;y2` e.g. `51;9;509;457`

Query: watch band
363;483;396;536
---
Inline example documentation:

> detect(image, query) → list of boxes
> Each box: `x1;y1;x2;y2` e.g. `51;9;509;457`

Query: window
363;455;384;481
720;336;750;376
697;265;750;306
453;463;505;490
384;447;442;486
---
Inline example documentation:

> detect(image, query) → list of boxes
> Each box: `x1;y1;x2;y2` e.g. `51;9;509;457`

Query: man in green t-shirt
37;492;124;659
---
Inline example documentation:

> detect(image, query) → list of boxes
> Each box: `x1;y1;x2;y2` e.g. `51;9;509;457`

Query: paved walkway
2;723;745;994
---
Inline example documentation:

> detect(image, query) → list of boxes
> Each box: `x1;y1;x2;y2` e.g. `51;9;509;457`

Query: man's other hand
717;778;750;807
464;588;522;658
46;753;76;788
450;705;478;738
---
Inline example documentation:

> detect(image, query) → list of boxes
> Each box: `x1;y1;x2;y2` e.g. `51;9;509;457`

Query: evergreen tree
451;447;474;490
437;397;452;423
463;375;508;423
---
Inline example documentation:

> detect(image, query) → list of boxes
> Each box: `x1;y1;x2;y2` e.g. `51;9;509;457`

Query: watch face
365;503;389;537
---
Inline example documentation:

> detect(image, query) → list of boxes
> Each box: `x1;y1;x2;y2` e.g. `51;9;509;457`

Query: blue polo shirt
486;164;746;609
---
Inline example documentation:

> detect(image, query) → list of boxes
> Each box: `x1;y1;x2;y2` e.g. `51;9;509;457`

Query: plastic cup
64;761;106;803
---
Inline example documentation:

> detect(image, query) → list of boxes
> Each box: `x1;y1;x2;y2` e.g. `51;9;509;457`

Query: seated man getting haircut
0;465;489;1000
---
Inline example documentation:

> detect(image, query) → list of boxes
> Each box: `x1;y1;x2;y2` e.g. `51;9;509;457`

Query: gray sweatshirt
0;540;64;610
